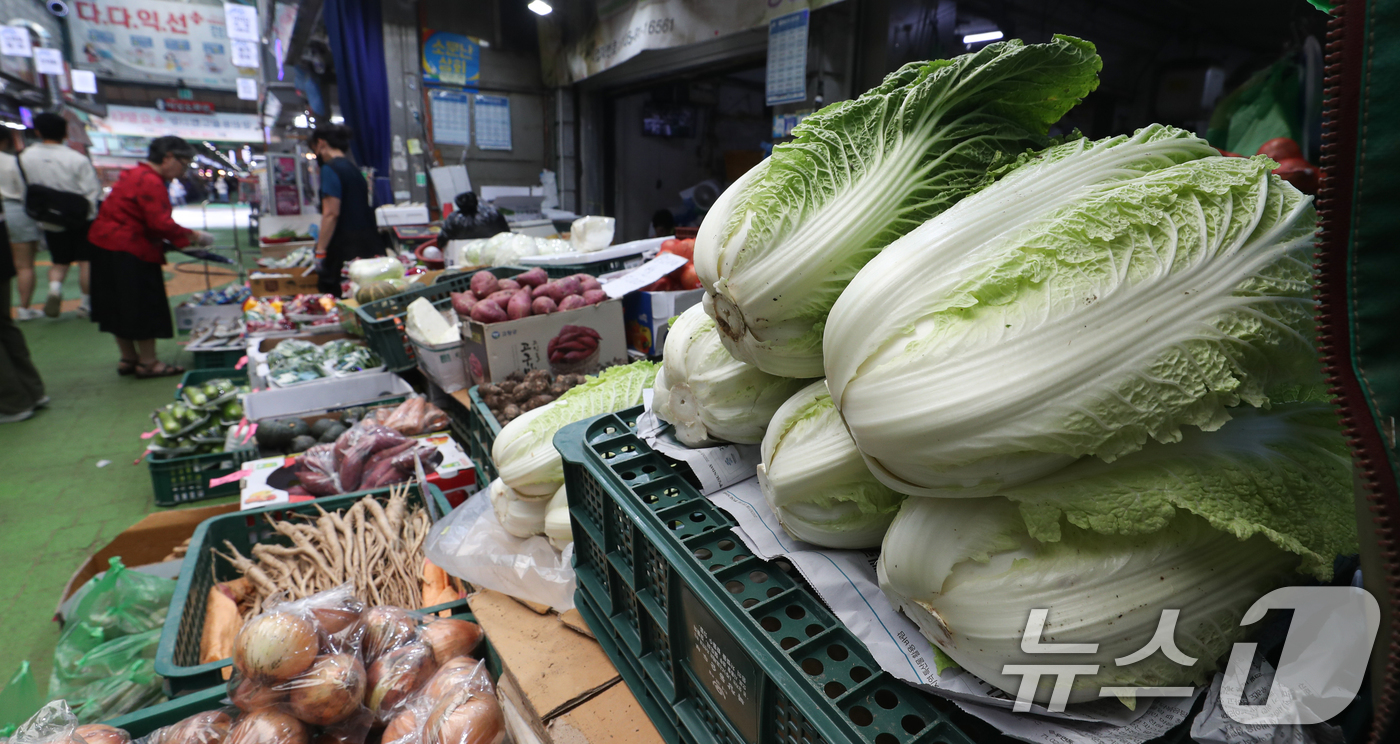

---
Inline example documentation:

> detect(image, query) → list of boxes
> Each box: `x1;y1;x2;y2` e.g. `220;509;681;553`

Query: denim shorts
3;199;41;243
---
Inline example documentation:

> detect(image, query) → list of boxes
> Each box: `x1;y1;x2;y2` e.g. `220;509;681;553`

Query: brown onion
235;613;318;680
74;725;131;744
365;642;438;718
312;606;362;636
284;654;366;726
225;710;308;744
425;692;502;744
418;619;482;665
362;607;419;663
421;658;479;700
231;669;288;712
150;710;234;744
381;709;418;744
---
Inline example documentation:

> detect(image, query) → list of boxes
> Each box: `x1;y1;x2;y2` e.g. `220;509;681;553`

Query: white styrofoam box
243;371;414;423
413;337;469;394
375;203;431;227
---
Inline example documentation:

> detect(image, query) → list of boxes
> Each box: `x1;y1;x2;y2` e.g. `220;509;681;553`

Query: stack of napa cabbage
648;33;1355;708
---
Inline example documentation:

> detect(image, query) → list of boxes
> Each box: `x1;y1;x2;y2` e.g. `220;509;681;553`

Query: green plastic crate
555;409;981;744
148;447;259;507
174;368;250;401
465;386;501;482
192;348;246;370
353;267;524;372
108;608;502;734
155;483;457;694
445;397;497;485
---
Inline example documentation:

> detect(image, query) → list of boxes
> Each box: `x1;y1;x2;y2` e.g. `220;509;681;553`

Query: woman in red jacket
88;136;214;378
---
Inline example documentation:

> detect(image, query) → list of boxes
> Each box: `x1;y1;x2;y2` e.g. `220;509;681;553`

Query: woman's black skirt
90;247;174;340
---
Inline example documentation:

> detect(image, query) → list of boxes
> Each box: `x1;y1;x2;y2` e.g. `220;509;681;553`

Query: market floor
0;230;250;693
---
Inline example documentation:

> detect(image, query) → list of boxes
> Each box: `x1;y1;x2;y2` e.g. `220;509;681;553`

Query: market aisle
0;232;248;691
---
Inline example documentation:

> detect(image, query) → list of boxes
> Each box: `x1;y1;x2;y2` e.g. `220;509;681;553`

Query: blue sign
422;30;479;86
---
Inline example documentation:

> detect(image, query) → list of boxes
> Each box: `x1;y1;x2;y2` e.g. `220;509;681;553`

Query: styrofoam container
243;371;414;423
412;337;469;393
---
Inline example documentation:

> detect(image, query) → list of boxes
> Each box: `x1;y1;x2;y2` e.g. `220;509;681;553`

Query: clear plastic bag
10;701;86;744
381;659;502;744
139;709;233;744
424;490;576;611
229;585;368;729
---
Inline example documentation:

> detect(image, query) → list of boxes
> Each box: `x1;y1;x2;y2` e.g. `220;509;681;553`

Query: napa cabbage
758;381;906;549
878;404;1357;707
694;36;1102;377
652;306;813;447
827;150;1319;496
493;360;658;496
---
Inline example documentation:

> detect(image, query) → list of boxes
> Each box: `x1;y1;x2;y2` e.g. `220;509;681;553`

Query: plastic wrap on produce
424;492;575;610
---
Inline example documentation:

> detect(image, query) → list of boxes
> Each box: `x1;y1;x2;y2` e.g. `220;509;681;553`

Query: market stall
5;0;1396;742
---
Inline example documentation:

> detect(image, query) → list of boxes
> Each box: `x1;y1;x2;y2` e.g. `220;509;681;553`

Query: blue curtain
324;0;394;206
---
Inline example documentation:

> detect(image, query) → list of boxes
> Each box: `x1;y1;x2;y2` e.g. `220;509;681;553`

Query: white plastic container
243;371;414;422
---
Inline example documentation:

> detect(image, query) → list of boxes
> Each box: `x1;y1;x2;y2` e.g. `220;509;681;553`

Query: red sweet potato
450;292;476;317
470;271;499;299
507;289;533;320
470;301;508;323
555;277;582;297
516;268;548;288
558;295;587;311
498;279;521;291
582;289;607;305
531;296;557;315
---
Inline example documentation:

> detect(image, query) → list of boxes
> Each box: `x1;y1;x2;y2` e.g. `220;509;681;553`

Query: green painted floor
0;228;252;695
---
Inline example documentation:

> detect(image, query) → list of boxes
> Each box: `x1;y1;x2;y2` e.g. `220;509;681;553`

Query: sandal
118;358;138;376
135;361;186;379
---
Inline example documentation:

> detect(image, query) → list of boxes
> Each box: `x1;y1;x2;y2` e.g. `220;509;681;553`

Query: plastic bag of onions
361;610;483;724
137;710;234;744
380;659;502;744
229;585;369;729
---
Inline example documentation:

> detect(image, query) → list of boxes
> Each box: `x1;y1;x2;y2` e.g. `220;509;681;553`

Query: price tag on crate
602;253;688;299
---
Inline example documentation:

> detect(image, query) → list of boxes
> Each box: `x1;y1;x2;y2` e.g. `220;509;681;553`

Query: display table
468;589;664;744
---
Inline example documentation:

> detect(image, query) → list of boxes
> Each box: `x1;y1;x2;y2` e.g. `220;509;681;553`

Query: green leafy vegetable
828;150;1319;496
493;361;659;496
652;306;813;447
758;381;906;548
694;35;1102;377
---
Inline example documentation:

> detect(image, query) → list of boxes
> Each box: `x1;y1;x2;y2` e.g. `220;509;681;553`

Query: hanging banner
34;48;66;75
541;0;844;86
94;104;262;142
69;0;251;91
421;30;479;86
222;3;258;42
0;27;33;57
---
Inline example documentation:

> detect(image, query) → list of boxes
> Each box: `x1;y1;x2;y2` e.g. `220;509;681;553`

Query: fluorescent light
527;0;552;16
293;114;309;128
2;121;26;130
962;30;1003;44
330;115;344;124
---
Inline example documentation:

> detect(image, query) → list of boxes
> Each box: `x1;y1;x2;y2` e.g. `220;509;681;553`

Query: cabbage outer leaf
1003;404;1356;581
493;361;658;496
694;35;1102;377
652;305;813;447
758;380;906;548
879;501;1297;706
831;153;1318;496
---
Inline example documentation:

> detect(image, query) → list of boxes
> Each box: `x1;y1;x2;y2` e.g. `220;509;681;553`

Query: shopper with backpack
18;112;101;318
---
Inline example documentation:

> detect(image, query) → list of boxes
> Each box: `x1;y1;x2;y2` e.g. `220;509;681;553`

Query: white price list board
765;10;808;106
473;94;511;151
429;89;471;146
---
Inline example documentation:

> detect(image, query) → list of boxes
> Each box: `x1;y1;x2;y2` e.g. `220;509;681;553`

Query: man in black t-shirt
308;124;383;295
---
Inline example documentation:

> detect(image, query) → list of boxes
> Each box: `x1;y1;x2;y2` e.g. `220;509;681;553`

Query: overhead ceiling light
527;0;552;16
2;121;26;130
962;30;1004;44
